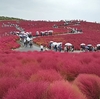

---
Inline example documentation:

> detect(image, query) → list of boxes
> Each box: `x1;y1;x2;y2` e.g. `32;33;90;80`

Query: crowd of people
47;41;100;52
36;30;53;36
16;31;33;48
80;43;100;52
48;41;74;52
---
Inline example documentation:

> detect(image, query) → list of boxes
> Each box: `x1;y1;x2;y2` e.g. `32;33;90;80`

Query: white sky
0;0;100;22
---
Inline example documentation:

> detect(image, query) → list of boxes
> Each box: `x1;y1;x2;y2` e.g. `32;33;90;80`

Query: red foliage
4;82;50;99
30;69;63;82
33;21;100;49
1;20;100;99
48;81;87;99
74;74;100;99
0;35;20;52
0;77;24;99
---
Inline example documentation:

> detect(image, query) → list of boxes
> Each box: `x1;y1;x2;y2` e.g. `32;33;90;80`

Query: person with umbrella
65;43;72;52
80;43;85;51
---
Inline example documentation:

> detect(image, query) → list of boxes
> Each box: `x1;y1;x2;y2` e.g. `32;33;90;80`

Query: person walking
29;40;33;48
40;44;44;51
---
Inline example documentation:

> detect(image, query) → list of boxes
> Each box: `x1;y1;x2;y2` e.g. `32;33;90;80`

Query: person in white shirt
40;44;44;51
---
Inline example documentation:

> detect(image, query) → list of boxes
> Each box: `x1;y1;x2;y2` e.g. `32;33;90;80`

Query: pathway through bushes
14;40;82;53
14;31;83;52
14;41;41;52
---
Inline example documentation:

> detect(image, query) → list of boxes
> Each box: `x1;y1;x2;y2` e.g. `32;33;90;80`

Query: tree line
0;16;24;21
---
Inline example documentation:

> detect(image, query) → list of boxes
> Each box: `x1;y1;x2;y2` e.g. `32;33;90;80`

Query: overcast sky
0;0;100;22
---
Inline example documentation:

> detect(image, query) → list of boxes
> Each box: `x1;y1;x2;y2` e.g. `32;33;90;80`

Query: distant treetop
0;16;24;21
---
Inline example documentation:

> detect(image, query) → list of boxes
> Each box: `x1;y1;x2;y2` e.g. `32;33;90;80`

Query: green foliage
0;16;24;21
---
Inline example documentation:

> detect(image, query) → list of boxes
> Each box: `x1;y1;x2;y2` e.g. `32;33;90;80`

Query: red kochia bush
3;81;87;99
48;80;87;99
78;52;100;77
29;69;63;82
4;82;50;99
0;65;15;78
74;74;100;99
0;35;20;51
0;77;24;99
